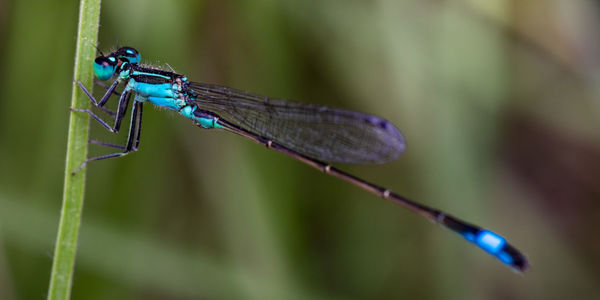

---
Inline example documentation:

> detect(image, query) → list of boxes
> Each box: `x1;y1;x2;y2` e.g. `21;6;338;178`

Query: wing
188;82;405;164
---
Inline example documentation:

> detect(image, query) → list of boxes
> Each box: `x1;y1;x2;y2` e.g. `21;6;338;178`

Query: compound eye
93;56;117;80
120;47;140;64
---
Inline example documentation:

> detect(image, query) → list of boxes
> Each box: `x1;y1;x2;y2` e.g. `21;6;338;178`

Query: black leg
126;101;143;151
70;107;117;132
98;104;117;118
132;100;143;150
92;79;122;117
74;79;118;117
77;79;119;107
113;90;133;132
89;139;126;150
71;90;132;133
95;79;122;96
72;101;143;175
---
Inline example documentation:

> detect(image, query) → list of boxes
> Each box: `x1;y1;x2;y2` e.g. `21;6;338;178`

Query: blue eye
118;47;141;64
93;56;117;80
129;51;141;64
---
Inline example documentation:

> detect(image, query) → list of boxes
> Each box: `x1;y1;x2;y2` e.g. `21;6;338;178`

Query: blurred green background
1;0;599;299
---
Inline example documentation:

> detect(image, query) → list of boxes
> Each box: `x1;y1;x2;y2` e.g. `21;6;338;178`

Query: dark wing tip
364;116;406;163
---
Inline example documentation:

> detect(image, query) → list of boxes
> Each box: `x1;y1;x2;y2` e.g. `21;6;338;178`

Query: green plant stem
48;0;101;299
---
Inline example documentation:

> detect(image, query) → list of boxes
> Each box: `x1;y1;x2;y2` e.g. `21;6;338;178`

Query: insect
73;46;528;271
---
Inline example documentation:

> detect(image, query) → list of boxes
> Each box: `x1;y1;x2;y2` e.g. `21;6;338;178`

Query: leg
95;79;121;96
131;99;143;150
90;79;122;117
72;101;144;175
88;96;140;150
71;90;132;133
77;78;119;107
89;139;125;150
94;79;121;118
98;104;117;118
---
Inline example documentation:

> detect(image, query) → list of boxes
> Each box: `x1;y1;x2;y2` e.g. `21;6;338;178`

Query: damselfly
72;46;528;272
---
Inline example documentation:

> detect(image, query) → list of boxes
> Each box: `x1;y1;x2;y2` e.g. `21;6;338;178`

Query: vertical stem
48;0;101;299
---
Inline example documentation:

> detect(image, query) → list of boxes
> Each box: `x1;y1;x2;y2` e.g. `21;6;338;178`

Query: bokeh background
1;0;599;299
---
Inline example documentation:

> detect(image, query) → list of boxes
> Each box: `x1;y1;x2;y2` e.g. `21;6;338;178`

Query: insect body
73;47;528;272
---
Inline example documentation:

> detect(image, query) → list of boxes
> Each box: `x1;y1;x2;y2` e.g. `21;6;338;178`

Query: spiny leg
71;90;132;133
89;140;125;150
94;79;122;97
89;99;142;150
98;103;117;118
92;79;123;116
77;78;119;107
132;99;143;150
72;79;118;117
72;101;144;175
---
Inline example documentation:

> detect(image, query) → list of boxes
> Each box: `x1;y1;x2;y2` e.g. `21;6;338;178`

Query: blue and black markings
73;46;529;272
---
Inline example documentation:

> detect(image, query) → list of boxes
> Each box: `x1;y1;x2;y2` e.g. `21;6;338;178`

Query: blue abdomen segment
180;106;224;129
463;230;514;266
442;215;528;271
